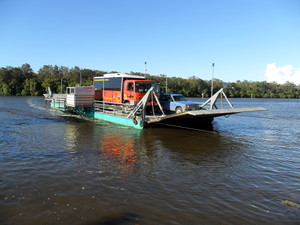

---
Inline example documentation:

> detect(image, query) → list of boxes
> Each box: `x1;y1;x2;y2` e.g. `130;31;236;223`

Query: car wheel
175;107;183;114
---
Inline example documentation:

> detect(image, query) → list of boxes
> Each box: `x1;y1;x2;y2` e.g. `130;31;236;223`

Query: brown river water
0;96;299;224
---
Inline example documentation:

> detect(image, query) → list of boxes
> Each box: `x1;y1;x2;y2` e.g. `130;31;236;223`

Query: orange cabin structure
94;73;159;105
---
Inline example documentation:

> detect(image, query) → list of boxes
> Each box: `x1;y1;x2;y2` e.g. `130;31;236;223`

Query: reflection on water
64;120;143;173
64;121;80;151
1;97;300;225
97;127;143;174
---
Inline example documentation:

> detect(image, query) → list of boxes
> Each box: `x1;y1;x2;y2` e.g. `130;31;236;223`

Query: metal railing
201;88;233;110
52;97;66;108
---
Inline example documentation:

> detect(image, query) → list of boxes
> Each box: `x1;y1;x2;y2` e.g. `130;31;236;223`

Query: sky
0;0;300;84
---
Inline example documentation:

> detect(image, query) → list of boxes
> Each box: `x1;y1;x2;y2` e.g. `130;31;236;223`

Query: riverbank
1;64;300;98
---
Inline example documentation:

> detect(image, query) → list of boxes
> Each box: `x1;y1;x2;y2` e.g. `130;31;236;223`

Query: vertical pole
211;63;215;97
80;70;82;86
144;61;147;79
103;75;105;112
166;77;168;93
60;78;63;94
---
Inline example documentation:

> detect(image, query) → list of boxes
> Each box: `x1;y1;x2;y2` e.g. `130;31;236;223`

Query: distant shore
1;64;299;98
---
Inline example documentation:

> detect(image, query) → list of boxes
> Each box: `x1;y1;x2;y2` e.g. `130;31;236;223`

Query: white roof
94;73;145;79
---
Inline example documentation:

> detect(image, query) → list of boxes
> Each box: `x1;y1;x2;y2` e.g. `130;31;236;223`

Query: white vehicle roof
94;73;145;79
162;93;184;96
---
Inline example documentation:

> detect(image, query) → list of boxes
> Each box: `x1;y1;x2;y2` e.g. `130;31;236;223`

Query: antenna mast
211;63;215;97
144;61;147;79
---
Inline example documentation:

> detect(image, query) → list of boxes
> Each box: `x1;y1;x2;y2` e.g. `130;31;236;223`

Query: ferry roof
94;73;145;79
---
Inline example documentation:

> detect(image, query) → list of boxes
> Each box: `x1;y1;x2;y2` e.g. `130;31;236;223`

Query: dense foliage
1;64;300;98
0;64;104;96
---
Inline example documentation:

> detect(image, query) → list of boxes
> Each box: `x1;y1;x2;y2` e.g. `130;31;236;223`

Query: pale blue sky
1;0;299;83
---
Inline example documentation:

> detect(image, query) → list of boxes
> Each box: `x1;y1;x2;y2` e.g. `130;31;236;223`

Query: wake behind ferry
44;73;266;129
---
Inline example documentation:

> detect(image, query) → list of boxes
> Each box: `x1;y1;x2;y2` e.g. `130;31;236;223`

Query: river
0;96;299;224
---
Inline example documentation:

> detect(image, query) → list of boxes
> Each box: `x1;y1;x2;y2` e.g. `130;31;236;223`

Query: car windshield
135;82;157;93
172;95;187;101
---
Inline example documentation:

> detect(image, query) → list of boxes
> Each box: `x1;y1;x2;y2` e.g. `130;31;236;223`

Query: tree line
1;63;300;98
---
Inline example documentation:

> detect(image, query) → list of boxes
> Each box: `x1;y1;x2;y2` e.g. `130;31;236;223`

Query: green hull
50;103;144;129
93;112;143;129
50;102;65;109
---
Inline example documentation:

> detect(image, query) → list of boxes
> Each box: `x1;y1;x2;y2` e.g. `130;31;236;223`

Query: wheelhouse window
67;87;75;94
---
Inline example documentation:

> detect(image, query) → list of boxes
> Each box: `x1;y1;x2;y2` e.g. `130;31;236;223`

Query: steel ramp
146;107;267;124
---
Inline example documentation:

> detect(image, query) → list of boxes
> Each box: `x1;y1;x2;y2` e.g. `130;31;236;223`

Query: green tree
1;64;300;98
21;78;42;96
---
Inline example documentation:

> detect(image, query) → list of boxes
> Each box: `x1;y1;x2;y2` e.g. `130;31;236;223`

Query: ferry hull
93;111;143;129
49;103;266;130
50;104;144;129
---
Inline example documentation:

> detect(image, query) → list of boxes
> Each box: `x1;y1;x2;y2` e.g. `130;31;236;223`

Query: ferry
45;73;266;129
